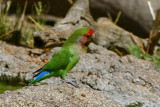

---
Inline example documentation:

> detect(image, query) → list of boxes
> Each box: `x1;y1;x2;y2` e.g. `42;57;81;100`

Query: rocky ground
0;83;123;107
0;42;160;106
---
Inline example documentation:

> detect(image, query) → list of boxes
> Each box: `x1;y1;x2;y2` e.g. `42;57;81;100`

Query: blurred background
1;0;160;38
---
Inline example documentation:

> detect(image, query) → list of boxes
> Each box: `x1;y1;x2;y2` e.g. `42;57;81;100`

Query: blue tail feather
28;70;51;85
34;71;51;80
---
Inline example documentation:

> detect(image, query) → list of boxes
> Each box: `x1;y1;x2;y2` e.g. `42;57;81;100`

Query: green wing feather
42;48;72;71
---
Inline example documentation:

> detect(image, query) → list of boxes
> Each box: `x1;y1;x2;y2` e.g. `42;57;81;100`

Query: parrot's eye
86;34;90;38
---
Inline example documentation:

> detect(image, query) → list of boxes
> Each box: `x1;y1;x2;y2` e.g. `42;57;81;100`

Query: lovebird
28;27;95;86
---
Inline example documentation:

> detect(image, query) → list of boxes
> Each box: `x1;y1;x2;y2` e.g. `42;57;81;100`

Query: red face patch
80;28;95;46
87;29;94;36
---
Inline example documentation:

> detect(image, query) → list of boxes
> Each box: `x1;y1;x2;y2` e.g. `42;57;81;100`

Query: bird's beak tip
92;33;96;39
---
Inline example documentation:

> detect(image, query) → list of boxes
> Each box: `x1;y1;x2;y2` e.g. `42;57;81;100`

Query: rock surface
53;0;94;37
0;41;44;82
94;17;146;52
90;0;160;37
0;84;123;107
0;43;160;106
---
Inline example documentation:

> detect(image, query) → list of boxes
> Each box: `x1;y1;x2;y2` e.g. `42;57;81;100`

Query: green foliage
114;11;122;24
128;44;160;68
20;30;34;47
0;16;8;36
0;1;11;37
0;1;46;48
0;82;23;94
127;44;142;58
0;73;26;94
34;1;46;29
16;4;22;15
34;1;46;16
126;102;143;107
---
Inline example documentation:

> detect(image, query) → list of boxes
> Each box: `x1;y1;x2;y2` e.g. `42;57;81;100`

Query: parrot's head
79;28;95;46
63;27;95;47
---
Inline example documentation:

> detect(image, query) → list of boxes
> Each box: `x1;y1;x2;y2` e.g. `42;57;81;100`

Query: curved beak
92;33;96;39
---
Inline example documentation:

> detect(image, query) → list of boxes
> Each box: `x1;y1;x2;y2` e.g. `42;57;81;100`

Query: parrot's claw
62;79;79;88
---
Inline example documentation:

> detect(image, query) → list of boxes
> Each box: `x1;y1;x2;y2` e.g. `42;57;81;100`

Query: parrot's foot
62;79;79;88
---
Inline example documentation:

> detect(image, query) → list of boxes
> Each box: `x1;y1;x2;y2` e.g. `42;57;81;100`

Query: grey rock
94;17;147;51
90;0;160;37
0;41;39;81
77;43;160;106
53;0;94;39
0;43;160;106
0;51;35;81
36;43;160;106
0;84;123;107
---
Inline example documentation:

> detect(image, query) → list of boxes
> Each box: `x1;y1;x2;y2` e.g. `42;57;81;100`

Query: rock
52;0;94;41
94;17;147;52
75;43;160;106
0;51;35;82
0;41;42;82
41;43;160;106
0;43;160;106
0;84;123;107
90;0;160;37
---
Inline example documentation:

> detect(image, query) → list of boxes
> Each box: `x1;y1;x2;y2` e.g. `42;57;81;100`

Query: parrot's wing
43;48;72;70
33;48;72;77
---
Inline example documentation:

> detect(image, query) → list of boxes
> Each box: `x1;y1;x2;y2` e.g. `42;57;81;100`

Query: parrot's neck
68;44;83;55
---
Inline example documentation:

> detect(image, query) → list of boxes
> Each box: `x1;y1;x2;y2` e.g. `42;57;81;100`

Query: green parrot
28;27;95;86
